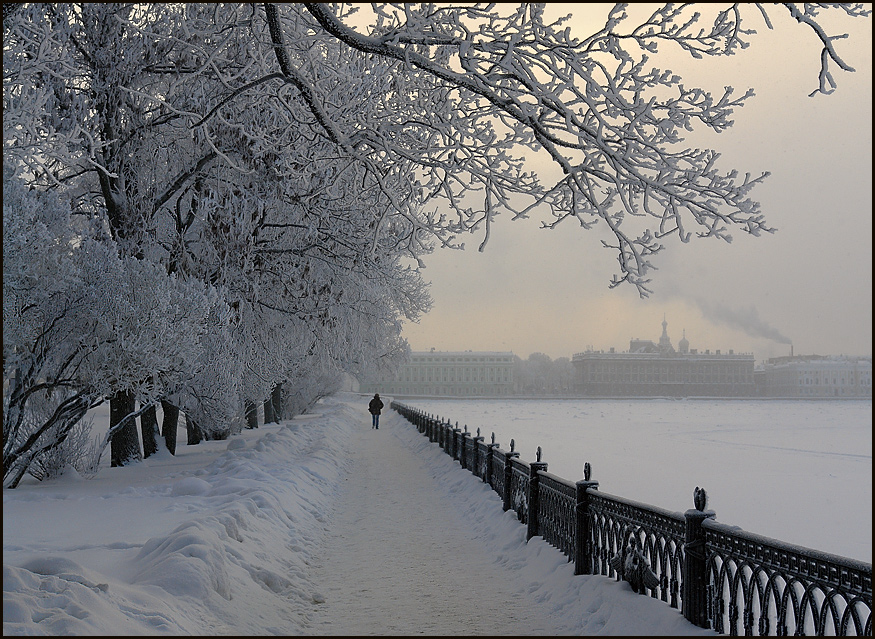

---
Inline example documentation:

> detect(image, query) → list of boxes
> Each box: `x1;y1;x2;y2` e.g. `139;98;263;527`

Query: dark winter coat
368;396;384;415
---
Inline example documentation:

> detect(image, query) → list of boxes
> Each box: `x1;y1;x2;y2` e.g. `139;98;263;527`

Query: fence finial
510;438;515;452
693;486;707;511
584;462;591;481
536;446;542;462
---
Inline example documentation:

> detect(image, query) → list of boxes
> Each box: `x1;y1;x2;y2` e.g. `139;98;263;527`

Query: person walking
368;393;384;429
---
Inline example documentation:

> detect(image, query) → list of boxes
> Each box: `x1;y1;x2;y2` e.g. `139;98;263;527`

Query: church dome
678;329;689;354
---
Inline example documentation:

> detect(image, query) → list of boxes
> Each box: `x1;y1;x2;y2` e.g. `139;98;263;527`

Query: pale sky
401;4;872;363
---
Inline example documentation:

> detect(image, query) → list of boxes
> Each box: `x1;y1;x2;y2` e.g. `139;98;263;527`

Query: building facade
359;350;515;397
758;355;872;397
572;318;756;397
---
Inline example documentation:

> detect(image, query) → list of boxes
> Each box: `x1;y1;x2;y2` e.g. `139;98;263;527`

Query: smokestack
790;344;793;358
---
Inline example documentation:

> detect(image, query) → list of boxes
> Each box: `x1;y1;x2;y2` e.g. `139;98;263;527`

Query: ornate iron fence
391;401;872;636
702;519;872;636
535;470;576;560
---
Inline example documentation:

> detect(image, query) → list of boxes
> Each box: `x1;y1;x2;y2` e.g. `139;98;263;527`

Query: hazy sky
401;4;872;363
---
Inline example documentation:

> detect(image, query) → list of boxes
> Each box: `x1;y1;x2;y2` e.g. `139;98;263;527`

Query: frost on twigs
298;3;866;295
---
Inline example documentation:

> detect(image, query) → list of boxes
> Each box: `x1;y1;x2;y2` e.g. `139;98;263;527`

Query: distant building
758;355;872;397
359;350;515;397
571;317;755;397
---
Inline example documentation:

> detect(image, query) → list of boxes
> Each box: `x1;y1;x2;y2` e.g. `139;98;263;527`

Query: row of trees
4;4;867;486
513;353;576;396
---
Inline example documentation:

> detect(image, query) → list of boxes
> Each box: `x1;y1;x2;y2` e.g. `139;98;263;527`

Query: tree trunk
271;384;283;422
160;400;178;455
186;415;202;445
110;390;141;467
140;402;159;458
245;400;258;429
263;395;274;425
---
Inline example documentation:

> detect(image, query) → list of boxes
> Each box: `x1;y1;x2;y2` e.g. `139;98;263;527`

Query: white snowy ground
3;393;715;636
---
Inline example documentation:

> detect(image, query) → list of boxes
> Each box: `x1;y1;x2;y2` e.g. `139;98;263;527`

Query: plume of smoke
695;299;792;344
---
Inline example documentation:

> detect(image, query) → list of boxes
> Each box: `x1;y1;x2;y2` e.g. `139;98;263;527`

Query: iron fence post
502;447;519;511
574;463;599;575
446;421;452;452
683;488;715;629
527;448;548;541
443;420;450;453
484;436;499;486
448;422;453;457
472;434;484;479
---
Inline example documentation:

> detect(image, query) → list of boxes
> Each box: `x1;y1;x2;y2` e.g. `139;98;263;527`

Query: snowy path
306;408;567;636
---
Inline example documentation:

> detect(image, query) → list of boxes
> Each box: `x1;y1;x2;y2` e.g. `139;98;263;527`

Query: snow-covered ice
407;397;872;563
4;393;723;635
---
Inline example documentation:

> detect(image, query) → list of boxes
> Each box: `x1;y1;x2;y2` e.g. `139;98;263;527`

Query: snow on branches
3;171;228;486
296;3;868;295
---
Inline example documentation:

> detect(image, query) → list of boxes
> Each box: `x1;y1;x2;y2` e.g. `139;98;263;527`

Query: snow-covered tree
3;172;227;486
4;4;431;455
133;4;436;418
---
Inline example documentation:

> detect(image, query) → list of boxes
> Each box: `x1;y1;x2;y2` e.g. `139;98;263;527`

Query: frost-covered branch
294;2;867;295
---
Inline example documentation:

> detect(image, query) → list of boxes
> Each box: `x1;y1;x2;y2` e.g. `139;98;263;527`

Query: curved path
306;408;566;636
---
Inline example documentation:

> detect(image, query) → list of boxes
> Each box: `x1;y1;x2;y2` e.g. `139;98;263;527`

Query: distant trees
4;3;868;484
514;354;576;396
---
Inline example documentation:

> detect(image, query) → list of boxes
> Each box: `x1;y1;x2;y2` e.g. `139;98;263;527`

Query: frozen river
395;397;872;563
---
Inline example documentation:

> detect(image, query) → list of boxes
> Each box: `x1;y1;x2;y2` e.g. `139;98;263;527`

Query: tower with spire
658;314;674;353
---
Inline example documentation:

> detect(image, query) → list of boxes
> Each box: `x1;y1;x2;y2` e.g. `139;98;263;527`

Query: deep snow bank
3;396;359;635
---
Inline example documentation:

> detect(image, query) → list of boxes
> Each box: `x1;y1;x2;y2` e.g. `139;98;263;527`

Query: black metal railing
391;400;872;636
702;519;872;635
